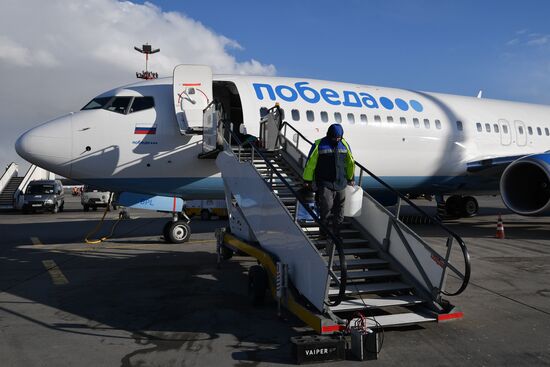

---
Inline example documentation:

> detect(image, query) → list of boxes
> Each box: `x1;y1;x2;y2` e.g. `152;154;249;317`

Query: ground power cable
84;193;123;244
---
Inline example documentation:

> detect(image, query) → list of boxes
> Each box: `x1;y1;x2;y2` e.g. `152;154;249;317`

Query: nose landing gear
163;212;191;243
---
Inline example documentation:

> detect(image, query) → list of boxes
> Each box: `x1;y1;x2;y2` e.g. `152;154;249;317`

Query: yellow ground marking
42;260;69;285
31;237;43;247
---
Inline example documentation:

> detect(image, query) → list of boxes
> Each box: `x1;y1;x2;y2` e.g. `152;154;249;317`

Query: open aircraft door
173;65;212;135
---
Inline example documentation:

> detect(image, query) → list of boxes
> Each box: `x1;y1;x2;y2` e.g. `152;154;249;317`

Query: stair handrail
278;120;471;297
0;163;18;195
219;115;348;307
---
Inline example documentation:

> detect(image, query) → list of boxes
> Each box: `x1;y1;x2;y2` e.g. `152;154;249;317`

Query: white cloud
0;0;276;169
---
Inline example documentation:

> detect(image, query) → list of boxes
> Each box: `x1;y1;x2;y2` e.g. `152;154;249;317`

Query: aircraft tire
461;196;479;217
445;195;463;218
248;265;268;306
166;221;191;244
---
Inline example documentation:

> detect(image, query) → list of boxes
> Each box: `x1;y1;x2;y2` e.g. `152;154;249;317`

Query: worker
303;123;355;239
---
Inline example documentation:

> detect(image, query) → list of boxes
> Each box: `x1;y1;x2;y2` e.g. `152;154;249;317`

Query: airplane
15;64;550;242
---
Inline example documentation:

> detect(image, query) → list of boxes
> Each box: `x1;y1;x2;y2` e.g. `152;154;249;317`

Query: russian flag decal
134;124;157;135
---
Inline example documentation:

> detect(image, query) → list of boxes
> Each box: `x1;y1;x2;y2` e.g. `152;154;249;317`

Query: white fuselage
15;73;550;199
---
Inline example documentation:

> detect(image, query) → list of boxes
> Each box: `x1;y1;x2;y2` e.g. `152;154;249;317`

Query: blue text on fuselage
253;82;424;112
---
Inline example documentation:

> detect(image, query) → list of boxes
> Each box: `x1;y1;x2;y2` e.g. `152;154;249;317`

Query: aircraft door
498;119;511;145
514;120;527;146
173;65;212;135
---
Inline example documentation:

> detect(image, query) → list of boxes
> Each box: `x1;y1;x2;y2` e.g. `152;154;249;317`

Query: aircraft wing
466;154;526;174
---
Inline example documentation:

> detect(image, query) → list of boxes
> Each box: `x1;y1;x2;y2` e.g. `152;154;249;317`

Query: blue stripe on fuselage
76;175;499;199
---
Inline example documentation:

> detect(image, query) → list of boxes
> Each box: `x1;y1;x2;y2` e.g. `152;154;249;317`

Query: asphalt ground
0;195;549;366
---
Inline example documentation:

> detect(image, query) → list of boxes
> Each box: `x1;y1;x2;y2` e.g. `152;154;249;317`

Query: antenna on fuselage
134;43;160;80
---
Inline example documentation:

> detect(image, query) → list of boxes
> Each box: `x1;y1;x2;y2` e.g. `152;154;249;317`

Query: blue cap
327;123;344;138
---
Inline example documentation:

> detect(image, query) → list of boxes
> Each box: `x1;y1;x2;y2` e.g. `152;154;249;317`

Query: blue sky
138;0;550;104
1;0;550;168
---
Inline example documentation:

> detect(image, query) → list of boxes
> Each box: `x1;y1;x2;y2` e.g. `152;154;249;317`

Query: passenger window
360;114;368;124
494;124;499;133
347;113;355;124
259;107;268;117
518;126;524;135
306;110;314;122
435;119;441;129
374;115;381;123
413;118;420;128
105;96;133;114
528;126;533;135
387;116;394;123
400;117;407;125
292;109;300;121
485;123;491;132
537;127;542;135
456;121;463;131
476;123;482;132
334;112;342;123
424;119;430;129
129;97;155;113
320;111;328;122
503;125;508;134
545;128;549;136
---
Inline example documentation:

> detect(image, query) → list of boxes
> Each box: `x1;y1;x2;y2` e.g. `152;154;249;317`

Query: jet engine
500;153;550;216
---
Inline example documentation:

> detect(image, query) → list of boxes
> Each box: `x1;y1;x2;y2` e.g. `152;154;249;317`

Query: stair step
333;258;388;270
341;238;370;246
328;281;411;296
348;312;436;329
342;248;377;256
329;295;426;312
336;269;400;280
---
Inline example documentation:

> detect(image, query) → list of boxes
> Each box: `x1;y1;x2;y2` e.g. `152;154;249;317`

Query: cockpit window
81;97;111;110
104;97;133;114
129;97;155;113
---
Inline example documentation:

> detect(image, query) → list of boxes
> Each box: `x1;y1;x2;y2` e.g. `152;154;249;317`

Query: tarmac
0;195;549;366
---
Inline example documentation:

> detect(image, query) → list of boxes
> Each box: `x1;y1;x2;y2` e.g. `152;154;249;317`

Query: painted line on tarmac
42;260;69;285
30;237;43;247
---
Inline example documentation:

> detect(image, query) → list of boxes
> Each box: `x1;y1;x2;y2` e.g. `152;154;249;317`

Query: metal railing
277;120;471;298
218;113;348;307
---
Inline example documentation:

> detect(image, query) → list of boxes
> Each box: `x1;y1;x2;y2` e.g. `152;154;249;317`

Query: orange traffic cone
496;215;505;239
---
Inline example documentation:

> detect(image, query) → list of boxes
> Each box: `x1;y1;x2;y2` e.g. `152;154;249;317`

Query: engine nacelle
500;153;550;216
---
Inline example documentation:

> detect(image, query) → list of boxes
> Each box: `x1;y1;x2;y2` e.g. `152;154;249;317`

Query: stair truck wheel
221;245;233;260
461;196;479;217
248;265;268;306
59;201;64;212
166;221;191;244
52;203;59;214
83;205;89;212
200;209;211;221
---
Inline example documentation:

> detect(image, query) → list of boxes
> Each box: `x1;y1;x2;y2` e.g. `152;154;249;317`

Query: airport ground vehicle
185;199;228;220
22;180;65;213
81;185;112;211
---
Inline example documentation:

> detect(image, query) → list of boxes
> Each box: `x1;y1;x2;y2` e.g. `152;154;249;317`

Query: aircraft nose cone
15;114;73;175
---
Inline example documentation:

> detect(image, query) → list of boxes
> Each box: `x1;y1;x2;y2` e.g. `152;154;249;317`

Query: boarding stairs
0;163;55;210
210;104;470;332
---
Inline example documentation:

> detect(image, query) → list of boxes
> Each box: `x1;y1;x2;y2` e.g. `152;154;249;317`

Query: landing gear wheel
461;196;479;217
445;195;463;218
166;221;191;244
248;265;268;306
200;209;211;221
